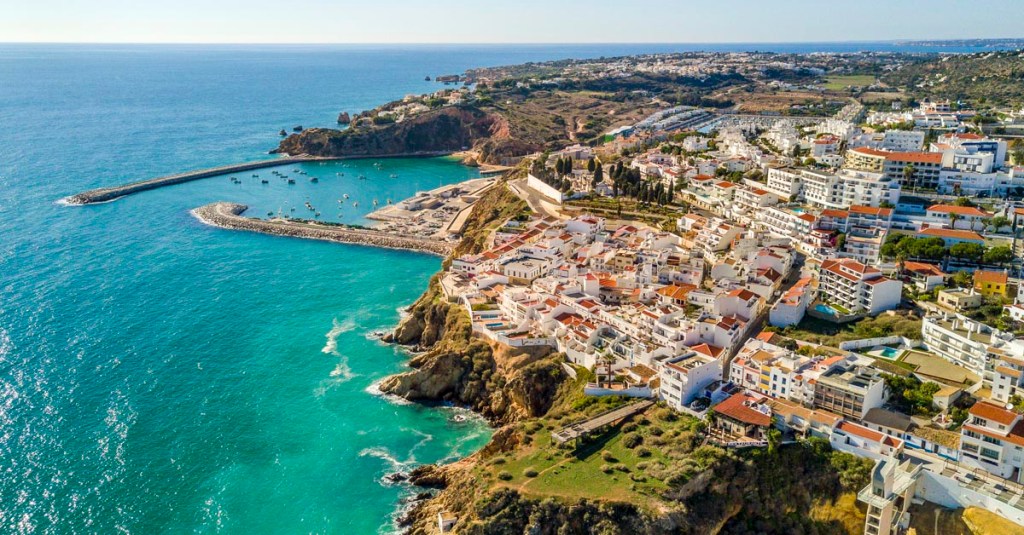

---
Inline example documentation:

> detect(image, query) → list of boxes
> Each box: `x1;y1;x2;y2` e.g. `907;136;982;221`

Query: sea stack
337;112;351;124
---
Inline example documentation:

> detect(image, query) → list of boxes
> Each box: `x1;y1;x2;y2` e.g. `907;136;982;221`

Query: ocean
0;41;1011;534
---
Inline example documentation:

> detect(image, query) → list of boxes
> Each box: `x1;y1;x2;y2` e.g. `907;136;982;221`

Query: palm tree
903;164;917;193
949;212;960;230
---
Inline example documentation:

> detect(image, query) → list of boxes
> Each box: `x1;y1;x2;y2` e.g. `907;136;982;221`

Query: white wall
527;174;565;203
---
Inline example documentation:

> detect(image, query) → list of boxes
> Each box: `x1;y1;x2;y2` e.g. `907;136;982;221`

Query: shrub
636;447;652;458
622;433;643;449
648;426;664;437
497;471;513;481
523;468;539;478
622;423;638;433
601;451;617;463
491;457;506;465
600;464;614;474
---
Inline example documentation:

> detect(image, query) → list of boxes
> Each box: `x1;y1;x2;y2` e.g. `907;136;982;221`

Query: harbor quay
191;202;453;256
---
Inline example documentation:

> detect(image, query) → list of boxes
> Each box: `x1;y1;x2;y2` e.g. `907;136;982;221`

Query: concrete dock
64;156;339;205
191;202;453;256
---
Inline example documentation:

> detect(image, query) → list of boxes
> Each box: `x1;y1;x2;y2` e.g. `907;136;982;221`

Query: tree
952;270;974;288
983;245;1014;265
949;213;960;229
587;157;596;172
949;242;985;262
989;216;1011;232
953;197;976;207
903;164;916;191
592;163;603;189
554;158;564;176
834;232;847;251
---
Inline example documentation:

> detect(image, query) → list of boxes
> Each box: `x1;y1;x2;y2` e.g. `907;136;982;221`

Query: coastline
190;202;454;256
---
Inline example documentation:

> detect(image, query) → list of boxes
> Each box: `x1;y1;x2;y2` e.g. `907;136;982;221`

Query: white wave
358;446;413;473
321;317;357;355
364;380;412;405
329;359;354;380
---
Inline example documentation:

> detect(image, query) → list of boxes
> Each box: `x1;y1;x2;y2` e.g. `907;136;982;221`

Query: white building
658;352;722;410
959;401;1024;483
818;259;902;315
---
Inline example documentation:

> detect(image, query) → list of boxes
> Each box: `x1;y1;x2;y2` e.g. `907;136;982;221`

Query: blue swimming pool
878;347;902;359
815;303;838;316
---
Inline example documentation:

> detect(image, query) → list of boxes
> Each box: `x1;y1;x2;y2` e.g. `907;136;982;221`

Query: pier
63;156;339;205
191;202;453;256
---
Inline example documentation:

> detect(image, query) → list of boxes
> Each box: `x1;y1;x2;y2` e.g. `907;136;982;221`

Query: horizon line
1;37;1023;46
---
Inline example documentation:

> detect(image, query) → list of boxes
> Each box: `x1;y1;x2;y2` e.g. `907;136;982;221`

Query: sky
1;0;1021;44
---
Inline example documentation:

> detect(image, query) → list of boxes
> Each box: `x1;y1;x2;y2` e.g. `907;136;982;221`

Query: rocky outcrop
274;106;538;165
337;112;351;124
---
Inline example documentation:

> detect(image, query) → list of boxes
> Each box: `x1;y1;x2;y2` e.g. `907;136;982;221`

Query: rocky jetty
63;156;333;205
190;202;452;256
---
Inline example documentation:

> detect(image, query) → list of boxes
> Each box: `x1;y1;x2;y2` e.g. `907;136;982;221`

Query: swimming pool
879;347;901;358
815;303;838;316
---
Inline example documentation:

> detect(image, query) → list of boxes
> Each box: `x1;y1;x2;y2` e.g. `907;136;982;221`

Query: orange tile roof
903;261;945;277
918;228;984;242
713;393;772;427
969;401;1020;426
849;205;893;217
851;147;889;157
820;209;849;218
886;151;943;164
974;270;1008;285
927;204;991;217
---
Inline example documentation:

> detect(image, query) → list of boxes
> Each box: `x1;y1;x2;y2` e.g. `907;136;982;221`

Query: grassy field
775;312;922;347
824;75;877;91
472;395;708;510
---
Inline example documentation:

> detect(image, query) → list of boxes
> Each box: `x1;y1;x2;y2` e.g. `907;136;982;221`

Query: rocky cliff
274;106;536;164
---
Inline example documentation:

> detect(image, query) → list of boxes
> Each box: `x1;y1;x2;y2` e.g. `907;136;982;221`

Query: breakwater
64;156;338;205
191;202;453;256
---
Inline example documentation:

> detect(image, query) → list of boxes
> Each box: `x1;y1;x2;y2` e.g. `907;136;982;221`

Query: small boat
252;174;259;178
287;179;296;184
389;174;398;178
310;177;319;183
267;211;274;217
261;179;269;184
358;175;367;180
424;76;431;81
353;202;359;207
343;194;350;199
315;212;320;218
290;207;296;212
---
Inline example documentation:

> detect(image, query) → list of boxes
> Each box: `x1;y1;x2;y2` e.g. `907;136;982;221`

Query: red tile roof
969;401;1020;426
886;151;943;164
927;204;991;217
918;227;984;242
713;393;772;427
849;205;893;217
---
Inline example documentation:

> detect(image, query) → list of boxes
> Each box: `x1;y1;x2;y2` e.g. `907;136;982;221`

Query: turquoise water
814;303;839;316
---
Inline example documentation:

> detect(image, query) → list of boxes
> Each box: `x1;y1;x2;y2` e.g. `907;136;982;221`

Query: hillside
882;50;1024;105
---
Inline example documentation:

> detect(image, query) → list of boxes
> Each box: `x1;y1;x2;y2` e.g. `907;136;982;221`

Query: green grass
777;313;923;348
475;403;703;508
824;75;876;91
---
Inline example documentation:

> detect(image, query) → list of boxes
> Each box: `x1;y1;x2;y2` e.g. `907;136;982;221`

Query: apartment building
818;259;902;315
857;458;921;535
921;314;1024;389
658;352;722;410
960;401;1024;483
812;364;887;419
846;148;944;190
770;276;814;327
924;204;992;231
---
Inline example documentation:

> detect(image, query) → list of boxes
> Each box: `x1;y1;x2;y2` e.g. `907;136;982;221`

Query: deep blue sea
0;42;1011;534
